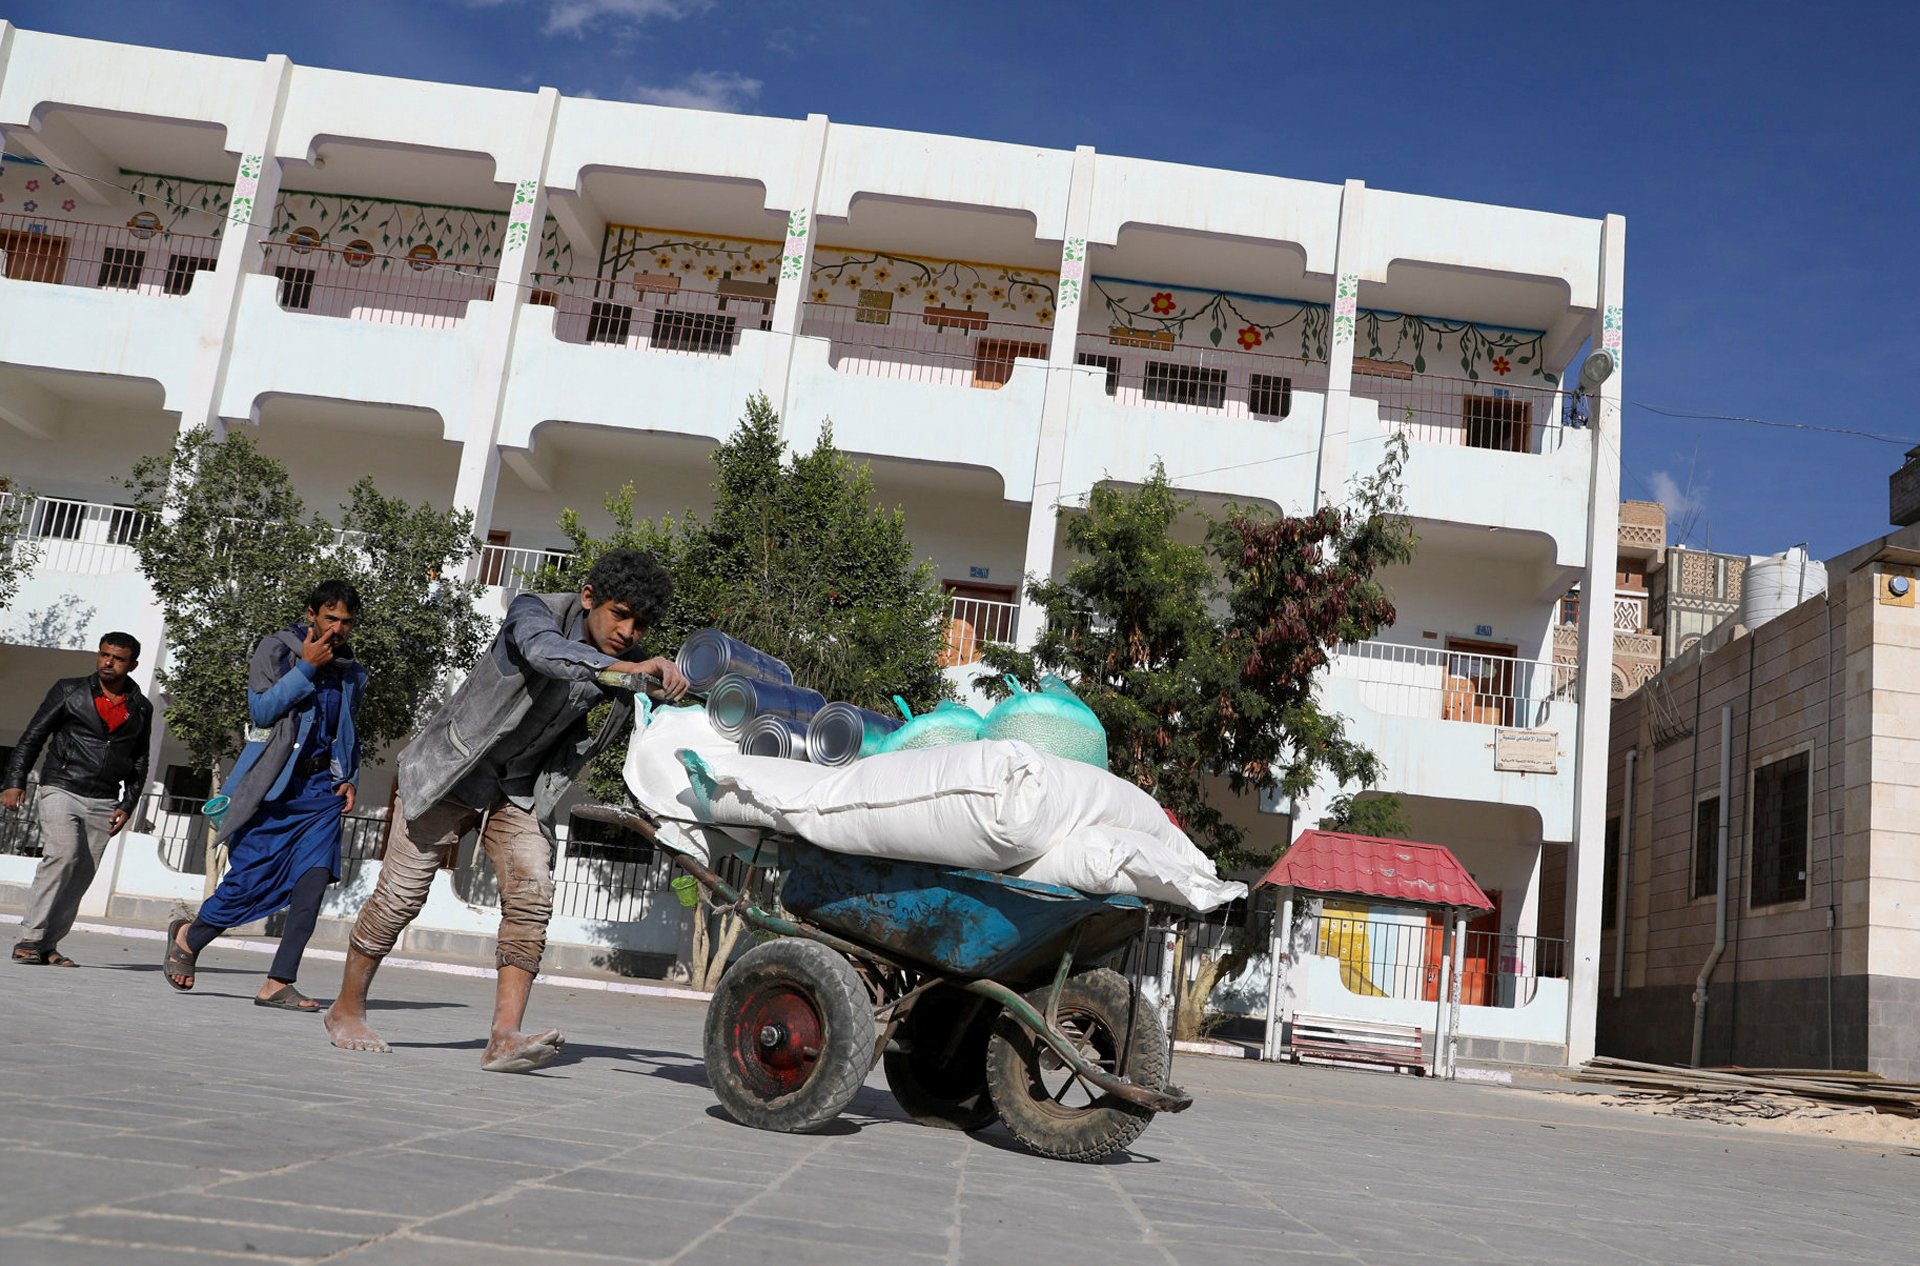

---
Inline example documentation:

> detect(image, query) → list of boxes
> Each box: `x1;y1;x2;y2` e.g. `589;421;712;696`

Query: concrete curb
0;911;716;1004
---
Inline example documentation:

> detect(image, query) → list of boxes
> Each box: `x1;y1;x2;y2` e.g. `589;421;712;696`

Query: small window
30;500;83;540
1557;588;1581;627
162;765;213;814
1751;752;1810;906
1075;352;1120;396
1601;816;1620;930
163;254;215;296
972;339;1047;389
529;289;558;308
650;309;737;355
1249;373;1293;419
1692;796;1720;900
106;505;147;547
97;246;147;291
1143;361;1227;409
1463;395;1534;452
587;300;634;345
275;265;316;311
855;288;893;325
0;228;71;284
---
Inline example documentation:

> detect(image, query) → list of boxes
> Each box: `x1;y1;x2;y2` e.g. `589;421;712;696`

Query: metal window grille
275;265;316;311
163;254;215;296
1463;395;1535;452
1750;752;1810;906
1075;351;1120;395
1249;372;1293;419
649;308;736;354
587;300;635;345
96;246;146;291
1142;361;1227;409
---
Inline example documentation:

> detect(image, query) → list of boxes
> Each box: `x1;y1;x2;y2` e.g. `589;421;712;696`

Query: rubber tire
883;986;998;1131
704;938;873;1134
984;968;1167;1163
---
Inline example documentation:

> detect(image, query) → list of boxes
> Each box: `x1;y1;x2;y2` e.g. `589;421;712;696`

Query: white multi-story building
0;24;1624;1064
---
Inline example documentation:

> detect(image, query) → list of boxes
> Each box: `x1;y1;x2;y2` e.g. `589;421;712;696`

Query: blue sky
14;0;1915;560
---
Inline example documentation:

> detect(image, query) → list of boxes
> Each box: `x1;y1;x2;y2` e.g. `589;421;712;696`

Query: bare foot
481;1028;565;1074
164;923;195;990
324;1007;391;1053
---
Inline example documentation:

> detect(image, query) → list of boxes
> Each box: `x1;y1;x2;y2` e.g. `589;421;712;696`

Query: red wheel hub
731;984;824;1097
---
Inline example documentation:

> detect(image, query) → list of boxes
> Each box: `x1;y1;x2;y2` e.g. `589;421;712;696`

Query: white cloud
624;70;762;113
465;0;708;38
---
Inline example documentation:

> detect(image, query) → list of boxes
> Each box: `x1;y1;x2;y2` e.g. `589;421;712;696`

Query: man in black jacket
2;632;154;966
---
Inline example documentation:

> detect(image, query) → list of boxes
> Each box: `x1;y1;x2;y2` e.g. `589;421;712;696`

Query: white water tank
1739;547;1827;629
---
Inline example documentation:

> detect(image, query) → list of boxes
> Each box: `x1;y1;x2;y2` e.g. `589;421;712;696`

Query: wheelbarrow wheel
883;986;997;1132
704;938;872;1134
984;968;1166;1163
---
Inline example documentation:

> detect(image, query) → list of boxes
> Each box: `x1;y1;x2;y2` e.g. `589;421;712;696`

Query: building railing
536;273;772;358
1;492;150;575
477;543;571;592
1614;589;1648;632
940;595;1019;666
1315;912;1566;1009
0;210;222;298
1072;331;1329;420
802;301;1054;389
1355;365;1572;454
1330;640;1577;728
259;235;497;329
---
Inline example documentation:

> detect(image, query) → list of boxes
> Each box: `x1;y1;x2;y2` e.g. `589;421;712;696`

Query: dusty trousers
348;797;553;975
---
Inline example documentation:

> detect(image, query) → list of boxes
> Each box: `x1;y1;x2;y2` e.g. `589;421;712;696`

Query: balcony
1618;499;1666;559
2;494;150;577
1071;330;1327;421
477;543;571;594
1328;641;1575;729
258;234;497;330
545;276;772;357
939;594;1019;667
801;300;1052;389
0;210;222;299
1357;363;1573;456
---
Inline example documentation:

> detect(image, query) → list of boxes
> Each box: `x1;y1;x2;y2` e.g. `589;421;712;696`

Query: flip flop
11;943;46;966
254;983;321;1012
162;917;196;992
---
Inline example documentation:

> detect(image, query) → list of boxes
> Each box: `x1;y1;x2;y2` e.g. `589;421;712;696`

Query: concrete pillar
762;114;830;425
1564;212;1627;1064
1315;180;1365;510
1015;145;1096;649
451;86;564;564
170;54;294;441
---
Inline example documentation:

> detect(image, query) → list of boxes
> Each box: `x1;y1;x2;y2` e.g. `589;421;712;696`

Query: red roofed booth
1259;831;1494;912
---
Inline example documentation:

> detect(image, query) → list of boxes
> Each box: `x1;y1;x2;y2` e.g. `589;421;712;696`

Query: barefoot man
325;550;687;1071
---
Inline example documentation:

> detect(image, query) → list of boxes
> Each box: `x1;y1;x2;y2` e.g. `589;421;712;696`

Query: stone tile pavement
3;924;1918;1264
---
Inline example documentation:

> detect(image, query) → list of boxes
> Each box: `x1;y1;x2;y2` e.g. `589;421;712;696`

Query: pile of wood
1579;1056;1920;1116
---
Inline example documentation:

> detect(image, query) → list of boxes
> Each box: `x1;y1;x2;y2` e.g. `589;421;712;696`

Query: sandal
163;917;196;992
255;983;321;1012
43;950;77;967
11;943;46;966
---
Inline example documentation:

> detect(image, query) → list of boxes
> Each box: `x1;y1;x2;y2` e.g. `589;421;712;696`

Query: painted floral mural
810;248;1058;325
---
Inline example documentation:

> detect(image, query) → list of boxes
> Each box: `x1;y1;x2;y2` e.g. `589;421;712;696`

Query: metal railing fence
1330;640;1578;728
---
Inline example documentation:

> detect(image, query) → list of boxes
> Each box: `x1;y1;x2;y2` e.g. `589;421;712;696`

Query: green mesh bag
980;674;1108;767
878;696;986;753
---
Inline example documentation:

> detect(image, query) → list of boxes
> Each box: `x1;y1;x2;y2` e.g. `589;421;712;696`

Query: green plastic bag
879;695;985;753
981;674;1108;767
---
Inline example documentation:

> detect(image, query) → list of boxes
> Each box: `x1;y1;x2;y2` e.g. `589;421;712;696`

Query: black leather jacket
3;675;153;813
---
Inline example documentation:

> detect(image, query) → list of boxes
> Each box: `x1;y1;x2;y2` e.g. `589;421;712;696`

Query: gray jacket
397;592;633;836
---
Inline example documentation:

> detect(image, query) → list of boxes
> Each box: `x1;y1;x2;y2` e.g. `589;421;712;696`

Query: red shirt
94;688;130;733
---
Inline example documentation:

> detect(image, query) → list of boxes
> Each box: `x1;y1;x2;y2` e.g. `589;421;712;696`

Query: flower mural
1149;291;1177;315
60;200;75;213
1491;355;1511;375
599;224;782;292
810;248;1057;326
812;288;830;303
1237;325;1263;350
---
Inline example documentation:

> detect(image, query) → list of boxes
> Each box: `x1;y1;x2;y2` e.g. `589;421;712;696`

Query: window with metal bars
650;308;737;354
97;246;146;291
274;265;316;311
586;300;634;345
1142;361;1226;409
1692;795;1720;899
1249;372;1293;419
1075;351;1120;395
1463;395;1534;452
1750;752;1810;906
163;254;215;296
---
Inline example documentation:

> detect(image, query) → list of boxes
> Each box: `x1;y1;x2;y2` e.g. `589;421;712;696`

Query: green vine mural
810;249;1058;323
1355;309;1555;383
1090;277;1328;360
598;225;782;286
125;172;237;236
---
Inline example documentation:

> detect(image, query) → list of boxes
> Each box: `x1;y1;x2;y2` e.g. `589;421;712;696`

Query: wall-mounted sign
969;566;989;579
1475;624;1493;638
1494;728;1558;774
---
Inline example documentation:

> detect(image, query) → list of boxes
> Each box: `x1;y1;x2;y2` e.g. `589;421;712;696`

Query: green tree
0;484;40;612
123;427;492;778
981;435;1414;873
1320;791;1412;838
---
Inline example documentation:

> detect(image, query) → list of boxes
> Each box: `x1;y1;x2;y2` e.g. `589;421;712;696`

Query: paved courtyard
2;924;1917;1265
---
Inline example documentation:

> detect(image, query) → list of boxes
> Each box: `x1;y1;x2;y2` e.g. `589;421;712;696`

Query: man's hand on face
300;622;336;669
606;657;690;700
0;788;23;812
108;808;128;836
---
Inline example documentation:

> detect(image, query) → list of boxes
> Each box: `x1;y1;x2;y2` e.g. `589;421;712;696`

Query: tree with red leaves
981;435;1414;873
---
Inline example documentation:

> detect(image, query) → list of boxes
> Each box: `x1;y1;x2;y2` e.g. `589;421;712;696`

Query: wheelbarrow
574;797;1190;1163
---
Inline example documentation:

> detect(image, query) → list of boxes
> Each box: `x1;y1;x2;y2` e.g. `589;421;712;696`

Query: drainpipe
1690;706;1733;1067
1613;748;1637;999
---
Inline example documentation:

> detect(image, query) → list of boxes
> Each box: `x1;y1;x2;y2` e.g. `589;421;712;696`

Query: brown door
479;530;511;586
972;340;1047;389
940;580;1016;666
0;229;71;284
1443;637;1518;726
1424;890;1503;1006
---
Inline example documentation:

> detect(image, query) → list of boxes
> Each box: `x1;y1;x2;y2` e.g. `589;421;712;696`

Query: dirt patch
1545;1089;1920;1149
